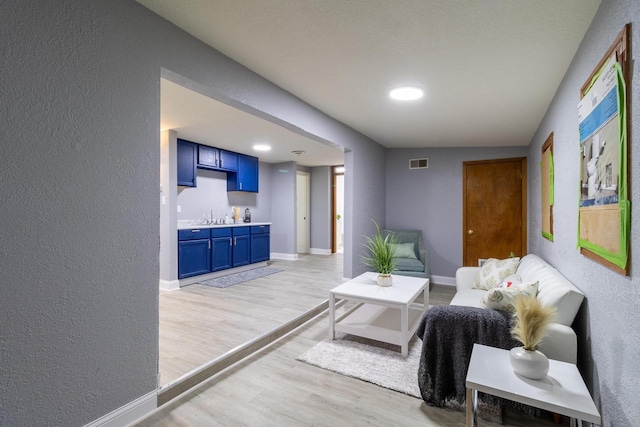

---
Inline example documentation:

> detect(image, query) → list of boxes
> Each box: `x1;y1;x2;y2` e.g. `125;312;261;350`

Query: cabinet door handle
208;240;211;249
233;237;236;246
192;229;201;232
220;158;223;168
240;182;242;190
229;238;232;246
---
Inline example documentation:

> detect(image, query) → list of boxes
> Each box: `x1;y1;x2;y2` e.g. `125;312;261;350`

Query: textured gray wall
0;1;385;424
0;3;160;426
270;162;297;255
160;130;178;282
527;1;640;425
177;161;272;223
385;147;528;277
310;166;332;251
349;145;388;277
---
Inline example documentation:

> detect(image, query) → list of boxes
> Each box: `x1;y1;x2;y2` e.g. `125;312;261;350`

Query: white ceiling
144;0;601;151
161;79;345;166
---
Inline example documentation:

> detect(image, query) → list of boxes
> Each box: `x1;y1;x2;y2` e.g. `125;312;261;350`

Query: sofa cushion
390;242;417;259
393;258;424;272
450;289;486;308
516;254;584;326
473;257;520;290
481;280;539;311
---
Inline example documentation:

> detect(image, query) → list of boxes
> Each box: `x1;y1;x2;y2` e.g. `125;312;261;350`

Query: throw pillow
482;280;539;311
472;257;521;290
389;242;417;259
498;274;522;289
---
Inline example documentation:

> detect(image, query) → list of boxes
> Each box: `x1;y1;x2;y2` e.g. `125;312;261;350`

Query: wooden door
463;158;527;266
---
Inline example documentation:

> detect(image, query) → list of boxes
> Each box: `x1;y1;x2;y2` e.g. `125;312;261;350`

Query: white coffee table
328;272;429;357
465;344;601;427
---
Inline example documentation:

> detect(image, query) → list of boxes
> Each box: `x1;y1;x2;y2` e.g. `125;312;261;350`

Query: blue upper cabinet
177;139;197;187
178;138;256;191
219;150;238;172
227;154;259;192
198;146;238;173
197;145;219;169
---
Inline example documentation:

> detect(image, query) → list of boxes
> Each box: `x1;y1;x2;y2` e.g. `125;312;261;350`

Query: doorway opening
158;76;346;389
296;171;310;254
332;166;345;253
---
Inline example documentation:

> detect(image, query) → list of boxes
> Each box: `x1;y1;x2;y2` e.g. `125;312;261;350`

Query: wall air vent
409;158;428;170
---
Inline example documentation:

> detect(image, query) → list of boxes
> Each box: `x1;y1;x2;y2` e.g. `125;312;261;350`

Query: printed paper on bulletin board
577;25;630;275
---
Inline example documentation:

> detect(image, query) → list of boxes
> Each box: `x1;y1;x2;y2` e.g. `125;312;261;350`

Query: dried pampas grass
511;295;556;351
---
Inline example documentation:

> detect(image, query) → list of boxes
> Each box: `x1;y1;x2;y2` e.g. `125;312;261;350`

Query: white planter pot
509;346;549;380
377;274;393;287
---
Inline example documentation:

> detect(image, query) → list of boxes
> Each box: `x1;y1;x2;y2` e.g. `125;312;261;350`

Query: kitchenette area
159;134;282;289
156;80;344;386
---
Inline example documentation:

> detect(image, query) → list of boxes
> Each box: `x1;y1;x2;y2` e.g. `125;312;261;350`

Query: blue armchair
382;229;430;279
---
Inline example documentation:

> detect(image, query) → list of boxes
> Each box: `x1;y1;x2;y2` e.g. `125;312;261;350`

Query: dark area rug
197;266;283;288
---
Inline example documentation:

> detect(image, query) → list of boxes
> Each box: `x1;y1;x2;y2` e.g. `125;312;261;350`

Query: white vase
377;274;392;287
509;346;549;380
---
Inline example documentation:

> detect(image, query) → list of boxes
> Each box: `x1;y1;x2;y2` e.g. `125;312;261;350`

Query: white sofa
451;254;584;364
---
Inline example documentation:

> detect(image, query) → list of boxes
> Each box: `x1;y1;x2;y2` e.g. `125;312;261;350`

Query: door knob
467;230;474;235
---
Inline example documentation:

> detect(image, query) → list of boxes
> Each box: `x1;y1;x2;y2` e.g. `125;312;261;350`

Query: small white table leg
329;292;335;340
401;304;408;357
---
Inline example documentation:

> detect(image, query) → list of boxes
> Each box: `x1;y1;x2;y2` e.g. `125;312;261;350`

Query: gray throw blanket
417;305;519;422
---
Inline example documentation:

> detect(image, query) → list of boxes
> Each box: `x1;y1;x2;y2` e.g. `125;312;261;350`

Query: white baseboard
270;253;298;261
430;275;456;287
159;279;180;291
84;390;157;427
309;248;332;255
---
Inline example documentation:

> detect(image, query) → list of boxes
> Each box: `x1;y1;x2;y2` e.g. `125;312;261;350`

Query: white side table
465;344;600;427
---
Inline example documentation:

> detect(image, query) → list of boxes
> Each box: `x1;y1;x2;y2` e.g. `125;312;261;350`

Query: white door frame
296;171;310;254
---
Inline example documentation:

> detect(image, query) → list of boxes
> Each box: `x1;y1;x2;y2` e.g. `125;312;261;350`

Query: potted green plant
362;221;396;286
509;294;556;379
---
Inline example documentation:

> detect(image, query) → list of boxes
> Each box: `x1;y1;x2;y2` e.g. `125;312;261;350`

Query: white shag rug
296;333;422;398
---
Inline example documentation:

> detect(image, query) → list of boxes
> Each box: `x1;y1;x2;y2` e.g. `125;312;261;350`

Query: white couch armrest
455;267;480;292
537;323;578;364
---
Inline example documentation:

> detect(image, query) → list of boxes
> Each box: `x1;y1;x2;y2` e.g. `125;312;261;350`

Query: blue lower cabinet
232;227;251;267
178;239;211;279
178;225;271;279
211;228;233;271
250;225;270;263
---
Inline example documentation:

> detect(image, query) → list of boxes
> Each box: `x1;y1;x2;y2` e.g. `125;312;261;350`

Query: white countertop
177;221;271;230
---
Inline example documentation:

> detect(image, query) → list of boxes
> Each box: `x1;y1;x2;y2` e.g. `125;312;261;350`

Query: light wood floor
148;257;565;426
159;254;345;385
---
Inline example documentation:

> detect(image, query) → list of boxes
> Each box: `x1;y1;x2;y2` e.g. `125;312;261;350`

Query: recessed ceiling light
253;144;271;151
389;86;424;101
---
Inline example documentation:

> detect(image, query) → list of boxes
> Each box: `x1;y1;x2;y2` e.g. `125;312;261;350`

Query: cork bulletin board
577;25;630;275
541;133;554;241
